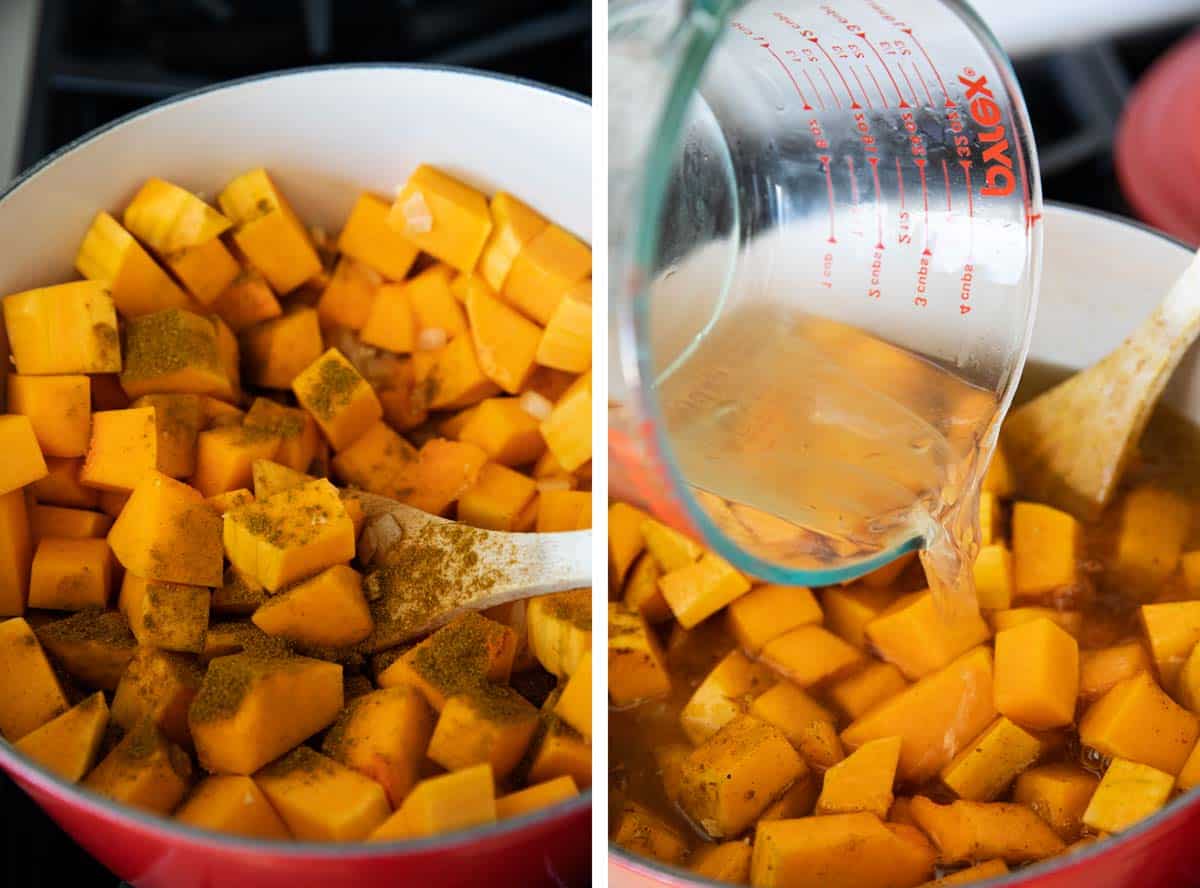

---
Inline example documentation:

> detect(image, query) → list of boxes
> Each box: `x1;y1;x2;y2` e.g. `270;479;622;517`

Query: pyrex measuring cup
609;0;1043;586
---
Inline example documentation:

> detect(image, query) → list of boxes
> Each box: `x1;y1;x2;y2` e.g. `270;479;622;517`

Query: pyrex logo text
959;70;1015;198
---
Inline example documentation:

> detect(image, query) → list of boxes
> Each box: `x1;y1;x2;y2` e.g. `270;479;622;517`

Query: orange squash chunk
815;735;902;818
680;649;775;744
192;422;283;497
1013;763;1099;841
0;489;33;615
828;662;908;721
535;293;591;374
359;281;416;353
250;459;314;501
36;609;136;690
118;572;210;653
321;686;433;807
612;800;688;865
659;552;751;630
176;775;291;839
496;775;579;820
692;841;752;884
189;652;342;774
466;280;542;393
337;192;419;281
1080;640;1151;702
537;489;590;533
750;681;844;770
539;372;590;472
218;169;321;294
84;718;193;814
822;585;897;650
7;374;91;458
407;265;467;339
33;458;100;509
0;618;70;739
867;591;991;680
165;237;242;307
330;420;418;499
292;348;382;451
761;625;863;688
609;602;671;706
909;796;1065;864
28;537;114;610
111;646;203;746
210;268;281;333
940;717;1042;801
75;211;191;318
993;618;1078;730
388;165;493;274
108;470;223;587
503;224;590;325
457;397;545;466
369;763;496;841
255;746;390;841
1082;757;1173;834
317;256;381;331
121;177;231;253
1139;600;1200;688
252;564;373;649
401;437;488;516
727;584;822;654
457;462;537;531
80;407;157;492
1012;502;1082;602
243;397;320;474
0;414;49;495
479;192;548;291
426;335;501;411
527;713;591;788
555;649;591;739
427;684;539;779
1079;671;1198;775
608;502;649;588
14;691;109;781
528;588;592;679
119;309;233;400
2;281;121;374
209;489;255;519
241;308;324;390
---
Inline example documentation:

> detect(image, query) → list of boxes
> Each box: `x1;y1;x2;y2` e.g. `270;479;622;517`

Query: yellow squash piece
80;406;157;492
940;717;1042;801
388;165;493;273
973;544;1014;611
555;649;592;739
612;800;688;865
527;588;592;679
823;584;904;650
31;505;112;543
866;590;991;680
369;763;496;841
1079;672;1198;776
120;308;234;400
1113;485;1191;598
359;282;416;353
691;841;752;884
609;601;670;706
909;796;1065;864
0;618;70;739
828;662;908;721
750;681;844;769
0;489;33;615
255;746;390;841
111;646;202;746
75;211;192;317
35;457;101;509
337;192;420;281
218;168;322;293
243;398;320;473
35;609;136;690
609;501;649;587
131;393;205;478
118;572;210;653
761;625;863;688
2;281;121;374
659;551;752;629
457;397;545;466
7;374;91;457
466;280;543;393
241;308;325;390
1139;600;1200;688
535;293;591;374
427;684;540;779
458;462;537;531
815;735;902;818
1011;502;1082;602
122;177;231;253
993;617;1079;729
539;371;590;471
252;564;373;649
28;537;114;610
175;775;291;840
496;776;579;820
503;224;591;325
83;718;192;815
293;349;384;449
13;691;109;782
0;415;48;494
727;584;822;654
211;268;281;333
1013;763;1099;841
317;256;380;331
537;489;591;533
479;192;548;291
1079;640;1151;701
1082;758;1173;834
680;649;775;745
330;420;418;500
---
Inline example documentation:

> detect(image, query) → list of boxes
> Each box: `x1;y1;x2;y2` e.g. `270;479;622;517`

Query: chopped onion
417;327;448;351
402;192;433;234
520;390;553;421
536;477;573;493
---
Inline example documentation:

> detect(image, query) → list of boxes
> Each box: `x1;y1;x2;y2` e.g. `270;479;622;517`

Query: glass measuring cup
609;0;1043;587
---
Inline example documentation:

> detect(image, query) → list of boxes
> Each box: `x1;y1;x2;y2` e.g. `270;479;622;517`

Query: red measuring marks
731;21;814;110
960;161;975;219
851;68;875;110
941;158;953;213
869;157;885;250
898;63;920;108
915;158;931;256
912;62;936;108
820;5;908;108
896;157;913;247
820;156;837;244
900;27;955;108
846;155;862;239
774;14;862;110
866;66;889;108
819;68;843;110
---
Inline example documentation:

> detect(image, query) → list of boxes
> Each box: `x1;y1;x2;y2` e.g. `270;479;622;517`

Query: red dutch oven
0;65;591;887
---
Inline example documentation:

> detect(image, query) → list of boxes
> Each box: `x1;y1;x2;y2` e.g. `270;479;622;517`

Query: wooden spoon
351;492;590;650
1003;248;1200;521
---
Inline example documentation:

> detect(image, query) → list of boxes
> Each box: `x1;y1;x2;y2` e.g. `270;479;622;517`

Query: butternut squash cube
843;647;996;784
330;420;418;500
75;211;191;317
608;602;671;706
0;414;48;494
369;763;496;841
496;775;578;820
28;537;114;610
973;545;1014;611
252;564;372;649
389;165;493;273
479;192;548;291
108;470;223;587
761;625;863;688
816;735;902;818
692;841;752;883
609;501;649;587
822;584;896;649
1114;485;1191;598
122;177;232;254
338;192;419;281
208;488;255;518
175;775;291;839
427;684;539;779
994;618;1078;730
867;590;991;680
316;256;379;330
210;268;281;333
750;681;844;769
130;394;204;478
612;800;688;865
503;225;591;325
255;746;389;841
659;551;752;629
120;309;233;400
535;294;591;374
118;572;209;653
251;459;314;501
426;335;501;410
1012;502;1082;601
641;516;702;572
679;714;806;838
940;717;1041;801
36;609;135;690
457;397;545;467
555;649;591;740
193;423;286;497
1013;763;1099;841
190;653;342;774
0;617;70;739
537;489;591;533
751;814;936;888
828;662;909;721
321;686;433;807
466;281;542;393
7;375;90;458
13;691;108;781
910;797;1064;864
457;462;537;531
726;584;821;654
211;565;267;616
539;372;590;471
0;488;33;615
83;718;192;814
241;308;324;390
243;398;320;474
1079;672;1198;775
1139;600;1200;688
527;588;592;679
223;478;355;592
359;282;416;353
2;281;121;374
1178;739;1200;792
111;646;203;746
619;557;666;627
681;649;775;744
408;266;467;339
165;237;242;306
527;712;591;788
404;438;491;518
291;348;382;451
990;606;1082;637
1082;757;1173;834
1080;640;1151;701
218;169;321;293
80;407;157;492
32;458;99;508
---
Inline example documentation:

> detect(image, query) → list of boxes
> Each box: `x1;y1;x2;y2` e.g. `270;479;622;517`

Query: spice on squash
37;607;136;650
304;358;362;421
120;309;220;381
259;744;333;787
407;613;506;698
189;651;295;725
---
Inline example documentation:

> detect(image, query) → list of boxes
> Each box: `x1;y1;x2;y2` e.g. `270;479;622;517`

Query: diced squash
192;423;282;497
612;800;688;864
35;609;136;690
291;348;382;451
1113;485;1191;598
75;211;191;317
359;282;416;353
122;177;231;255
83;718;192;814
190;653;342;774
223;478;355;592
255;746;390;841
750;681;844;769
218;169;322;293
465;280;542;393
909;796;1065;864
1013;763;1099;841
111;646;202;746
1176;643;1200;711
940;717;1041;801
210;268;281;333
457;398;545;467
251;459;314;501
317;256;380;330
843;647;996;784
427;684;539;779
252;564;373;649
2;281;121;374
118;572;210;653
496;776;579;820
1079;672;1198;775
108;470;223;586
32;459;99;509
679;714;806;838
0;489;33;615
527;712;591;788
816;735;902;818
1012;502;1082;601
503;225;590;325
859;551;917;588
1178;739;1200;792
539;372;590;471
681;649;775;744
973;545;1014;611
609;502;649;587
131;393;204;478
28;537;114;610
1182;551;1200;597
389;165;493;273
337;192;419;281
7;375;91;457
750;812;936;888
760;775;821;821
13;691;108;782
828;662;909;721
407;266;467;339
175;775;291;839
241;308;324;390
0;415;49;494
527;588;592;679
322;686;433;807
993;618;1079;729
371;763;497;841
119;309;233;400
80;406;157;492
643;516;705;572
1080;640;1151;701
200;396;245;428
209;489;256;519
990;606;1082;637
623;553;669;623
761;625;863;688
0;618;70;739
867;591;991;680
609;602;671;706
535;294;590;373
822;584;897;649
165;237;242;306
244;397;320;473
330;420;418;499
1139;600;1200;688
659;552;751;629
727;584;822;654
479;192;548;291
537;489;591;532
426;335;502;411
555;650;591;739
212;565;268;616
1082;758;1173;834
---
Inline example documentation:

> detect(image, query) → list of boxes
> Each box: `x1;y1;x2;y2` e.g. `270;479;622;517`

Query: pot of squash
608;203;1200;888
0;65;592;887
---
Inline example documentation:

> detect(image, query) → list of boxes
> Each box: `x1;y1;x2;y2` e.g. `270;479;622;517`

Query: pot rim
0;61;591;858
609;199;1197;888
